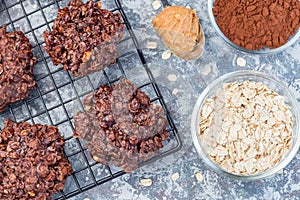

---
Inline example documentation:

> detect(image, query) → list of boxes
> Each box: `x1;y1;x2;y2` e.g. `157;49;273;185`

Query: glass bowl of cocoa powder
208;0;300;54
191;70;300;180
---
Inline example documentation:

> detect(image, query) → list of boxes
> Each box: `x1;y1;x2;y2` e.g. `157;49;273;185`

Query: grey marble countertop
71;0;300;199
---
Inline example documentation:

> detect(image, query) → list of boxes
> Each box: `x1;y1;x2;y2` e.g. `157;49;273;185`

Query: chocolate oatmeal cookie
0;119;73;200
73;79;169;173
0;25;37;112
44;0;124;76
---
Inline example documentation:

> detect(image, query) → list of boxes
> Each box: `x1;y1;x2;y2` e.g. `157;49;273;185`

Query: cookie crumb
167;74;177;82
237;57;246;67
171;172;180;181
140;178;153;186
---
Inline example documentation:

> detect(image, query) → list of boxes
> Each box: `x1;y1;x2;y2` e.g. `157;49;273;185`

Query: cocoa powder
213;0;300;50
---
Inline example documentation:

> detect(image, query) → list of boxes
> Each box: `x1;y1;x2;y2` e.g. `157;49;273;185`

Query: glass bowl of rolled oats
191;70;300;180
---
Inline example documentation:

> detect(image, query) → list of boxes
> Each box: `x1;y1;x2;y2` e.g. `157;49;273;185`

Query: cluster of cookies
1;0;124;112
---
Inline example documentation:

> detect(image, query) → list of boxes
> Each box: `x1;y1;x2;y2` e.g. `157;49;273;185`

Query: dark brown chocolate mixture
0;25;37;112
213;0;300;50
44;0;124;76
0;119;73;200
74;79;168;173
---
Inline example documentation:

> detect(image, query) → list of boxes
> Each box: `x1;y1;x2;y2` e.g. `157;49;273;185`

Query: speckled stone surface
1;0;300;199
70;0;300;199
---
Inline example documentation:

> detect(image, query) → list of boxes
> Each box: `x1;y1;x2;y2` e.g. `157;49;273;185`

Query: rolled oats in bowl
191;71;300;180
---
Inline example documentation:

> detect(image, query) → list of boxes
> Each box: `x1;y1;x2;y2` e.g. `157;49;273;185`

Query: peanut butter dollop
152;6;205;60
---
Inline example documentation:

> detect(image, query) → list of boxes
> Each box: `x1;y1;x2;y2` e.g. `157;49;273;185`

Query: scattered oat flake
146;41;158;49
276;169;284;174
152;0;162;10
162;50;172;60
171;172;180;181
237;57;246;67
140;178;152;186
201;65;211;76
195;172;203;182
167;74;177;82
83;198;91;200
186;5;191;9
32;4;38;9
172;88;179;95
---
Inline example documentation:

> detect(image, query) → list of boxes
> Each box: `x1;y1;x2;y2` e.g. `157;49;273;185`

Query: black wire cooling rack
0;0;182;199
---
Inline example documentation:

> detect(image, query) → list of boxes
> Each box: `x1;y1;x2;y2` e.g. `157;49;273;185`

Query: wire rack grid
0;0;182;199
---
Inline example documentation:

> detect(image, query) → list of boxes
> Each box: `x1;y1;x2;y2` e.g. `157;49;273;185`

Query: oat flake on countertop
201;65;212;76
171;172;180;181
146;41;158;49
172;88;179;95
237;57;247;67
152;0;162;10
277;169;284;174
140;178;153;186
195;172;204;182
167;74;178;82
162;49;172;60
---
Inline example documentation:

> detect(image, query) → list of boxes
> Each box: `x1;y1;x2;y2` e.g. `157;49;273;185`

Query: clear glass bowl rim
191;70;300;180
208;0;300;54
